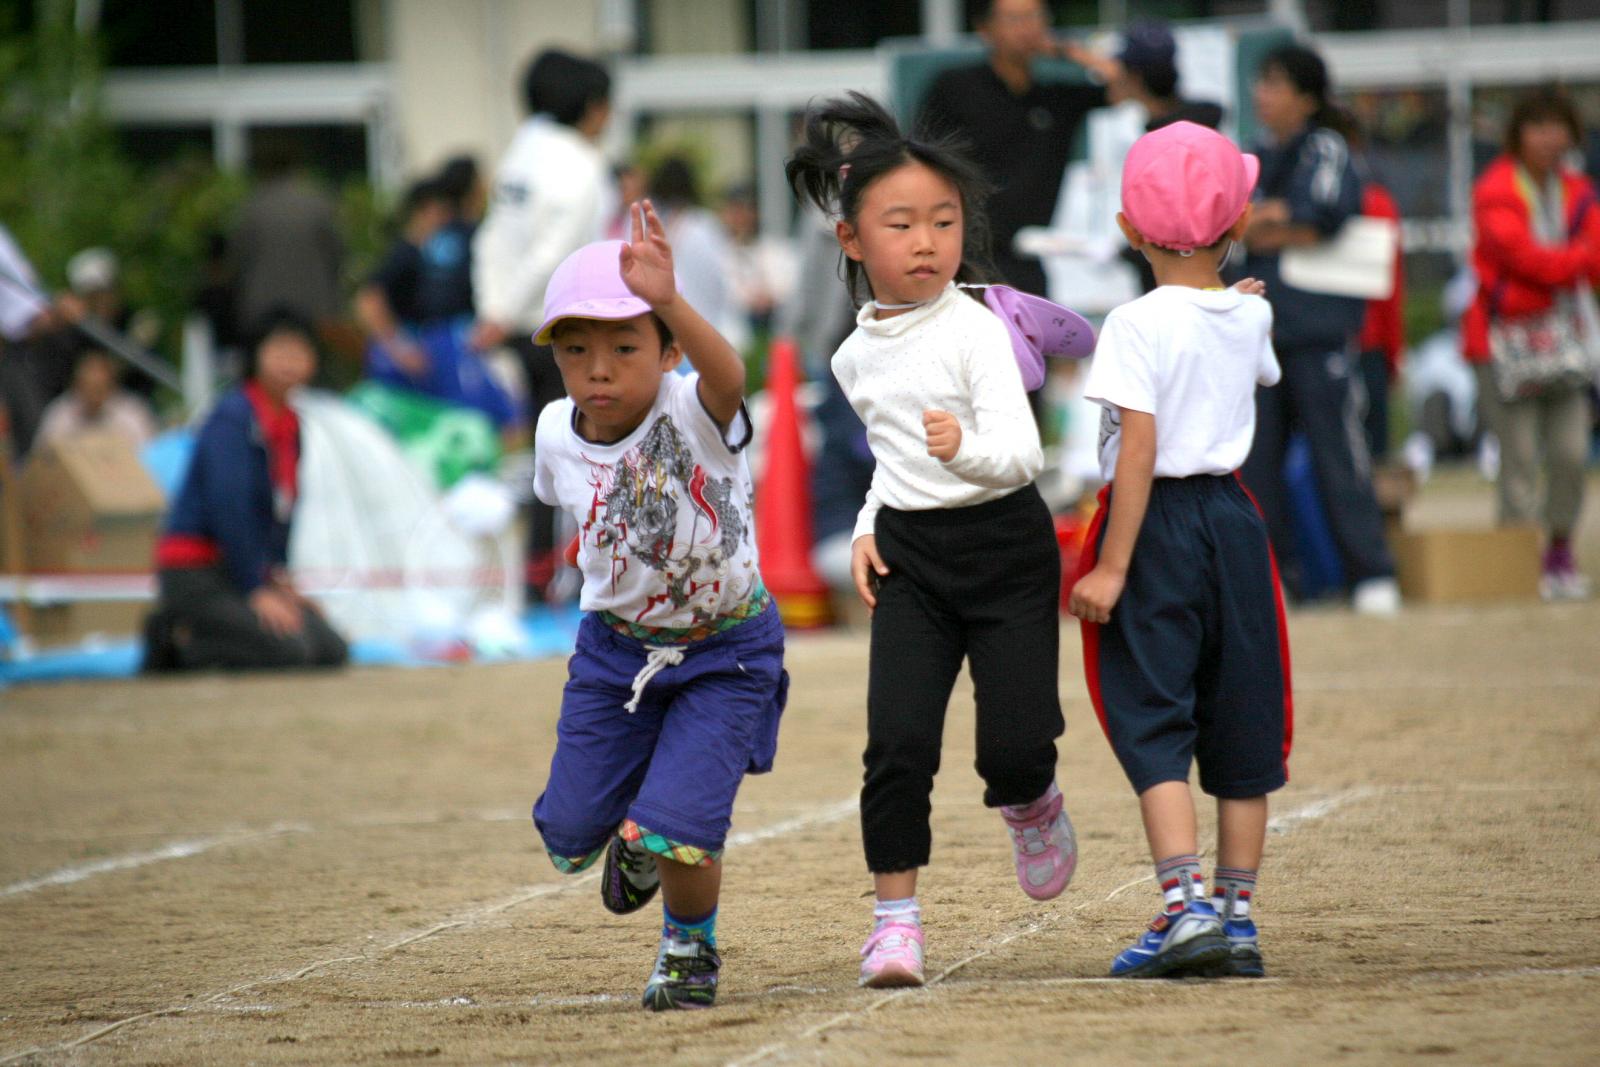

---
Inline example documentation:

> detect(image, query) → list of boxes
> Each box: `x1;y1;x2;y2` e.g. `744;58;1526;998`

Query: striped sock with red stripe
1213;866;1257;920
1155;854;1206;914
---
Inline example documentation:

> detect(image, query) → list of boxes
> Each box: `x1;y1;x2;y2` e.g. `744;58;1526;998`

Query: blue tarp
0;605;581;690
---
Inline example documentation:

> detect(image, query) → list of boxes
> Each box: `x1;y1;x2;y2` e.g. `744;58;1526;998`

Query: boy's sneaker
642;936;720;1011
601;834;659;915
1000;783;1078;901
859;922;925;988
1204;918;1266;978
1110;901;1229;979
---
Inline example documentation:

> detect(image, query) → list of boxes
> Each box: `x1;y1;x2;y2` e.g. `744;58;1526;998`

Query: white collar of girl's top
858;283;962;333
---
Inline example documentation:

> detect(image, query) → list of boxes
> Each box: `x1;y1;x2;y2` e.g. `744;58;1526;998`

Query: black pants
861;485;1063;874
146;567;348;671
1357;348;1391;462
511;337;568;597
1240;343;1395;597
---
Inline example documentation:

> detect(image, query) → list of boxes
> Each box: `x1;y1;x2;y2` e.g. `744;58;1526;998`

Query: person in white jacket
471;49;614;601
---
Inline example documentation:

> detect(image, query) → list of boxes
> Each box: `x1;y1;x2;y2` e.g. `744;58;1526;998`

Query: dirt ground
2;470;1599;1066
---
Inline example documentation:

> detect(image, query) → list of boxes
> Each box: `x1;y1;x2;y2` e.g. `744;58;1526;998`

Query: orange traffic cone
755;336;831;628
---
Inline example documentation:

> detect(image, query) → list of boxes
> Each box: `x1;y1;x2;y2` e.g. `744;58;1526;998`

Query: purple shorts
532;602;788;863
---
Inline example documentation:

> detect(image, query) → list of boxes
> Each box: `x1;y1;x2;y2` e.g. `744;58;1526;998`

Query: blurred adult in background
1112;20;1222;133
359;178;457;355
720;183;796;338
144;308;347;672
1239;43;1399;614
1334;112;1407;462
1464;88;1598;600
35;348;158;451
1112;20;1225;296
228;138;345;337
918;0;1119;297
647;156;743;354
777;206;871;608
437;155;487;227
604;163;648;241
357;178;514;431
0;221;85;457
471;48;613;602
66;247;164;403
429;154;482;315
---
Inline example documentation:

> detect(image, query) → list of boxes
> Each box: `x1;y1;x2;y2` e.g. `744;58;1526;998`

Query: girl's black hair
242;305;319;380
785;91;995;306
1258;43;1337;129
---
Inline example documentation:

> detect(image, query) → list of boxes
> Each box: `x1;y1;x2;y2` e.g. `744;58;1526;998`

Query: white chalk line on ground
0;810;540;901
0;798;859;1066
725;786;1378;1067
0;825;308;899
42;962;1593;1027
5;777;1577;903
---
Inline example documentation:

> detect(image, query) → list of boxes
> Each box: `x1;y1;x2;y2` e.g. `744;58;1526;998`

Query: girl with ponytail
786;92;1078;988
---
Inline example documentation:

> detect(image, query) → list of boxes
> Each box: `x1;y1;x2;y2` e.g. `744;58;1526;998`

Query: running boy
1069;122;1292;979
528;201;787;1010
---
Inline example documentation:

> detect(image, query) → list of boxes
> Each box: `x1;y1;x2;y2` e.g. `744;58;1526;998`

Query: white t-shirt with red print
532;371;761;630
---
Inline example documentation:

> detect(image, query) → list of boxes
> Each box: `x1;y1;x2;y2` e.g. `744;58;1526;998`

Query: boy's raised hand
619;199;677;309
1233;276;1267;297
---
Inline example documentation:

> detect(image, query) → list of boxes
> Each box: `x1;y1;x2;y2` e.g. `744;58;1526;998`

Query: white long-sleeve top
831;284;1044;542
472;116;611;332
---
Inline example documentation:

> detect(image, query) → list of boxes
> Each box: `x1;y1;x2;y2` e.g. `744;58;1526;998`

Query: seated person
357;178;516;433
143;309;347;672
35;348;159;450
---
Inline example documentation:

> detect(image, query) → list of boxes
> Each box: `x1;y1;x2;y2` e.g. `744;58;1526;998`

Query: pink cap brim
534;295;655;344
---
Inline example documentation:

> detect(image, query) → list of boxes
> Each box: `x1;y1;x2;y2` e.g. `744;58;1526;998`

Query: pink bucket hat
1121;121;1260;253
533;240;662;344
980;285;1096;391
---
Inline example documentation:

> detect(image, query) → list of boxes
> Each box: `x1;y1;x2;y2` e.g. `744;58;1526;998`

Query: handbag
1487;288;1599;402
1280;216;1400;299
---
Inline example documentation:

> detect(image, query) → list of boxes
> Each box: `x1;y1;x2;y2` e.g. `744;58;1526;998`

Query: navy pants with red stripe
1079;475;1292;799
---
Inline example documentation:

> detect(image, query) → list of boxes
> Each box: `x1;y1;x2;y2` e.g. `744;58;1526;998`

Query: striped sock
1213;867;1257;920
663;905;717;947
873;896;921;931
1155;855;1205;913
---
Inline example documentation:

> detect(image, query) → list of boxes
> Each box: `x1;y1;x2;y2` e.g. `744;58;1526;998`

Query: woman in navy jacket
143;308;347;670
1237;43;1398;614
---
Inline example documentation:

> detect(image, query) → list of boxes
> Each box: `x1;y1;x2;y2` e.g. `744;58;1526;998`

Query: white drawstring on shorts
624;645;685;714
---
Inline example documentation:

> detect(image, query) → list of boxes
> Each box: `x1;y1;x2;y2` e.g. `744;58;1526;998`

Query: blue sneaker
642;937;721;1010
1110;901;1229;979
1204;918;1266;977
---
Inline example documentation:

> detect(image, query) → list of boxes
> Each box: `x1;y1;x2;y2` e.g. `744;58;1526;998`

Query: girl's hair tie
839;162;852;183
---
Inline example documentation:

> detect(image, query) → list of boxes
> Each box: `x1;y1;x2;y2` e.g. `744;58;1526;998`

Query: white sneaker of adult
1352;577;1402;616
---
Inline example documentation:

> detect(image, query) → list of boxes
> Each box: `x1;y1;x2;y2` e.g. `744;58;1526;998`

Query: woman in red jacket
1465;89;1599;600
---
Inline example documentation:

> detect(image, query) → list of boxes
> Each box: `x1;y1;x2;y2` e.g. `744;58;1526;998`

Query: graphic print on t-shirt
581;413;754;623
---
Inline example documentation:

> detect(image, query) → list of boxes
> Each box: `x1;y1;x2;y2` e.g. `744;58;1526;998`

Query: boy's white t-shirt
1083;286;1281;482
532;372;761;629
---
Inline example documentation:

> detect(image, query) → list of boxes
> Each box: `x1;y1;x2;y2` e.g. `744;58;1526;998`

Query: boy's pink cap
533;240;662;344
1121;121;1260;253
980;285;1095;392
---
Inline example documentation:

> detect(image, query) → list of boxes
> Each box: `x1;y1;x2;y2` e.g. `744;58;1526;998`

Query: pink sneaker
859;922;926;988
1001;783;1077;900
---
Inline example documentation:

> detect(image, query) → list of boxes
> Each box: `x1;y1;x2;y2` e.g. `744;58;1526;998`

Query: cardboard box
15;432;165;642
21;431;165;572
1394;525;1541;604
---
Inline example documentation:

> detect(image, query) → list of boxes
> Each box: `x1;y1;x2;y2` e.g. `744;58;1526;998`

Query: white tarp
290;391;517;646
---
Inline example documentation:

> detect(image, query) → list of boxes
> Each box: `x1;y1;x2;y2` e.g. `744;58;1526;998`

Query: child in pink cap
1067;121;1293;978
527;201;787;1011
